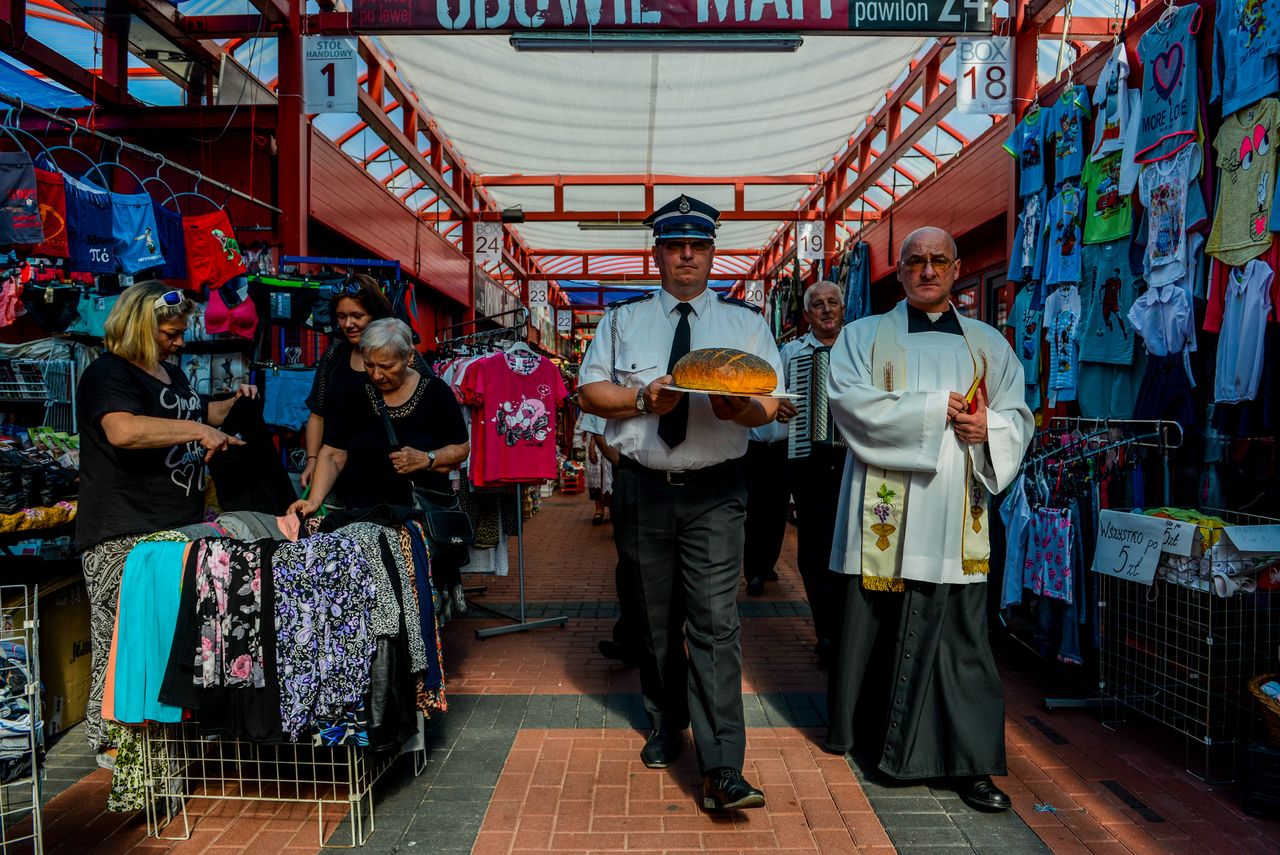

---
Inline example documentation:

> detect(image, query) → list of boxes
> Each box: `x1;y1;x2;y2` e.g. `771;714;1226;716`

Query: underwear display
182;209;246;291
205;276;258;340
110;192;165;275
30;168;69;258
151;202;187;280
63;173;114;274
0;152;43;246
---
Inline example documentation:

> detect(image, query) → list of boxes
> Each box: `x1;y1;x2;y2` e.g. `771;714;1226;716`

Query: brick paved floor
18;492;1280;853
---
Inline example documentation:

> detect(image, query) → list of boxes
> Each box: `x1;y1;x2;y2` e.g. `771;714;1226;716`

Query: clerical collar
906;303;963;335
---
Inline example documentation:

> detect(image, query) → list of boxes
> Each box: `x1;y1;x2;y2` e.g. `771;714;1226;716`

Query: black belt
617;455;739;486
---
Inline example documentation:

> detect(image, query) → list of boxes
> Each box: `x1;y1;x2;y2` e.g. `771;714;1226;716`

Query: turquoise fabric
112;541;187;724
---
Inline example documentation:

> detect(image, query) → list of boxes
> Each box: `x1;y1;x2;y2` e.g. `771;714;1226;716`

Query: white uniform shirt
579;286;785;471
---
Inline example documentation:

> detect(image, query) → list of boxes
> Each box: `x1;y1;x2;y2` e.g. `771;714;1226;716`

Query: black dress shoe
763;569;779;581
956;776;1012;812
702;767;766;811
640;730;682;769
746;577;765;597
814;639;833;671
598;640;640;668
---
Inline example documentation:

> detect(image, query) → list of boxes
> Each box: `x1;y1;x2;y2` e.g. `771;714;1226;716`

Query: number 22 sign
956;36;1011;116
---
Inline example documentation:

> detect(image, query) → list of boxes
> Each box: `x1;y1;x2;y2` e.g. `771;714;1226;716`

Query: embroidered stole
860;310;991;592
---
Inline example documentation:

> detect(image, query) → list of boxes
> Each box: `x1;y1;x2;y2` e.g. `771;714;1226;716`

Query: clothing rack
280;256;402;282
436;323;568;639
0;92;282;214
435;308;530;349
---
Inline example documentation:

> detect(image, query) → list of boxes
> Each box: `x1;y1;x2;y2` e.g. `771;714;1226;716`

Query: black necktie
657;302;693;449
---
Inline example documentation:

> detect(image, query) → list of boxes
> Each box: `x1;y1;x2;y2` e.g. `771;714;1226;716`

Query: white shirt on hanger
1215;259;1274;404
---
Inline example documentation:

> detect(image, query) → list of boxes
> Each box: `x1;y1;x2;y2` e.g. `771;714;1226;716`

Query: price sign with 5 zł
956;36;1011;115
303;37;357;114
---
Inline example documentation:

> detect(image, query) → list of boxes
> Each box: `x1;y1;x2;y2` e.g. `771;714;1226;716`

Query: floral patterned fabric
334;522;427;673
272;533;376;740
193;539;266;689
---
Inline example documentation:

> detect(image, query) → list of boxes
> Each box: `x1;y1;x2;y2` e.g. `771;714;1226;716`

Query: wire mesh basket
1099;508;1280;782
0;359;75;432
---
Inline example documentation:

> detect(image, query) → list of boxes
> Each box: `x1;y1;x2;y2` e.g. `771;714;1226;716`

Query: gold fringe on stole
962;559;990;576
861;575;906;592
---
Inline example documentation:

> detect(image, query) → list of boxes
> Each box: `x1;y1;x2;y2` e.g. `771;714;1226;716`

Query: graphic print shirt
1207;98;1280;266
460;351;568;486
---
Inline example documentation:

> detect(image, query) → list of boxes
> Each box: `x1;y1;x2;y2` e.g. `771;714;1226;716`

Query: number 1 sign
956;36;1011;116
304;37;357;114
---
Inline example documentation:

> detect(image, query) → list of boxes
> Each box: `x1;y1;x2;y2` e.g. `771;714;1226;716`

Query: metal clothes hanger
141;156;178;205
164;172;223;214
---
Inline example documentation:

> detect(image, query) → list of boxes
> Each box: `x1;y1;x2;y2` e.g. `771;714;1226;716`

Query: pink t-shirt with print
460;351;567;486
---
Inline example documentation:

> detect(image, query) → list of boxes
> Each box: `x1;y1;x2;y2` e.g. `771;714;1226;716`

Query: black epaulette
606;292;655;310
717;293;762;314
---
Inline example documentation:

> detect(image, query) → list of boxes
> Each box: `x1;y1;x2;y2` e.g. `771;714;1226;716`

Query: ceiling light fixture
510;32;804;53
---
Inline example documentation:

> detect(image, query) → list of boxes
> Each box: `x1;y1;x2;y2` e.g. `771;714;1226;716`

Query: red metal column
462;181;476;323
275;3;308;255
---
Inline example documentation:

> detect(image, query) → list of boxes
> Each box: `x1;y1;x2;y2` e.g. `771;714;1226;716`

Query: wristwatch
426;450;437;467
635;389;649;414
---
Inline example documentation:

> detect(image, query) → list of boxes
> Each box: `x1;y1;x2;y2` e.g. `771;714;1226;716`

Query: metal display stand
474;484;568;639
142;723;418;849
1098;507;1280;784
0;585;43;854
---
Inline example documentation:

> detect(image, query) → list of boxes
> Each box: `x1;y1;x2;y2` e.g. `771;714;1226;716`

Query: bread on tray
671;348;777;395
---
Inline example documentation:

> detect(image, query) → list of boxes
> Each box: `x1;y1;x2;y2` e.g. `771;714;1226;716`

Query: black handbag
370;384;475;547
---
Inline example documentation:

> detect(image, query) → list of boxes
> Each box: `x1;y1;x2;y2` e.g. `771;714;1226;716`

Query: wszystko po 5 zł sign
352;0;993;34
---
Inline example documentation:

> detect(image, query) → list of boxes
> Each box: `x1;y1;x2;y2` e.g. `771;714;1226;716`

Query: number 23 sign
956;36;1011;116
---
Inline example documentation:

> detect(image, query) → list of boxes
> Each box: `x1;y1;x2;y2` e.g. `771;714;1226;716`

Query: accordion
787;345;846;460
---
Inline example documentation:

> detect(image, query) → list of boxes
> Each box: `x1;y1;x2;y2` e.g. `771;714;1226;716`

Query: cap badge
678;197;691;213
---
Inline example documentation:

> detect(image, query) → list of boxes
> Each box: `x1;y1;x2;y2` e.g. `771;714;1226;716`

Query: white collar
658;286;711;318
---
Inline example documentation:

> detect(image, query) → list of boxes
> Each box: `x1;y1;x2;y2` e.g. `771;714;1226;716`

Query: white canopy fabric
384;34;923;252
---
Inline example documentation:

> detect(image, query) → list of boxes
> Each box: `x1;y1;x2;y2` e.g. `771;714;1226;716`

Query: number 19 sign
956;36;1011;116
304;37;358;114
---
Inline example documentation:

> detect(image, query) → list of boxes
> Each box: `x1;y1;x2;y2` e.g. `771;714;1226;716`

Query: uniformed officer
579;195;784;811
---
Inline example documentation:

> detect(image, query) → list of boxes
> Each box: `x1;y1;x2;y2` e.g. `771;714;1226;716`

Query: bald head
899;227;957;260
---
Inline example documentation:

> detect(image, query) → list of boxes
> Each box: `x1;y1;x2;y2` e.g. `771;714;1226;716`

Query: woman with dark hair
300;275;427;491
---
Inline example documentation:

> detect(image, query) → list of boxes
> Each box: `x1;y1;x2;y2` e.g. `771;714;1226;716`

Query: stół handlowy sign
1090;510;1197;587
352;0;993;34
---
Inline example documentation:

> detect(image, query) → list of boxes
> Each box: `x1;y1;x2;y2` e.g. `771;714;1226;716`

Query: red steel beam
181;14;283;38
477;174;817;187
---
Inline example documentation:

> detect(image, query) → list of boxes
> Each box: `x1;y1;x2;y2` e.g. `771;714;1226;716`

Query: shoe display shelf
0;585;44;853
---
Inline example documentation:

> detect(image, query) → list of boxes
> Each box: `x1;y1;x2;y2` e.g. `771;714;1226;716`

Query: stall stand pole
475;484;569;639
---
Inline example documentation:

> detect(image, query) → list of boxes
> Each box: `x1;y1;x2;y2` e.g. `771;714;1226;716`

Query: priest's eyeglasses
901;254;956;271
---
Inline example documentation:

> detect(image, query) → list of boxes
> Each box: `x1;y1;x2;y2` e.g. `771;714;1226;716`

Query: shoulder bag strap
368;383;402;449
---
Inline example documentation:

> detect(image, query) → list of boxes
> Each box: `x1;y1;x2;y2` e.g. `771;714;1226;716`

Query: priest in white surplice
823;227;1033;813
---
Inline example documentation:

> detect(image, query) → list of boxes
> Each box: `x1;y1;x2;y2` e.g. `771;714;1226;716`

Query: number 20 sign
956;37;1011;116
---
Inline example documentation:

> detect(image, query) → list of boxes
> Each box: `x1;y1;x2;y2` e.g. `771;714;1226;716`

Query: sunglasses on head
152;289;185;310
327;279;363;298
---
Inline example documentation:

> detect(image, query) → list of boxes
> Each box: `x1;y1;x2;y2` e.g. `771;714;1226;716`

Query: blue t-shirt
1079;238;1138;365
1003;108;1049;197
1213;0;1280;117
1009;284;1042;382
1049;85;1092;184
1044;183;1084;285
1009;190;1048;283
1137;3;1202;163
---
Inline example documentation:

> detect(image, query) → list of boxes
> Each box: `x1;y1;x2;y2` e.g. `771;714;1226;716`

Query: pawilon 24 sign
352;0;994;34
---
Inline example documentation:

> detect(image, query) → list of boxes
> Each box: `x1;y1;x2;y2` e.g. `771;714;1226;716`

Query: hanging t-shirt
1003;107;1049;197
1008;190;1047;282
1079;238;1138;365
62;171;113;274
1138;142;1204;286
1136;3;1203;163
1043;283;1082;404
76;353;208;551
0;152;42;245
1212;0;1280;117
110;191;166;275
29;167;69;258
1008;284;1042;411
1044;182;1084;285
183;209;247;291
1049;85;1092;184
1082;151;1132;244
1207;99;1279;266
460;351;568;486
1215;258;1274;403
1092;42;1132;160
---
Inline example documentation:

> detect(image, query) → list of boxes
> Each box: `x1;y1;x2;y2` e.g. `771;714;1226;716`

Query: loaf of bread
672;348;777;395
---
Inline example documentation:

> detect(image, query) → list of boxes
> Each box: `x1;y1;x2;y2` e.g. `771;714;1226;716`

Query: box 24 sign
352;0;993;34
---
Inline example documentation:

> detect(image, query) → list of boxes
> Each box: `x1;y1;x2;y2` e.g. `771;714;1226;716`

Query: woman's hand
389;447;429;474
299;457;317;487
197;424;245;461
287;496;322;517
234;384;259;401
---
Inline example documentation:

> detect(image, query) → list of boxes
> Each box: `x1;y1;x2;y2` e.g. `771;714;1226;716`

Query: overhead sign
352;0;993;34
474;222;503;265
527;281;550;310
1091;510;1197;587
797;222;824;263
557;309;573;333
303;37;357;114
743;280;765;308
956;35;1010;115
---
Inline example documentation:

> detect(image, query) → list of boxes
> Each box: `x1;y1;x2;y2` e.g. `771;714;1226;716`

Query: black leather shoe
956;776;1012;812
763;569;779;581
640;730;682;769
598;640;640;668
702;767;766;811
746;577;765;597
